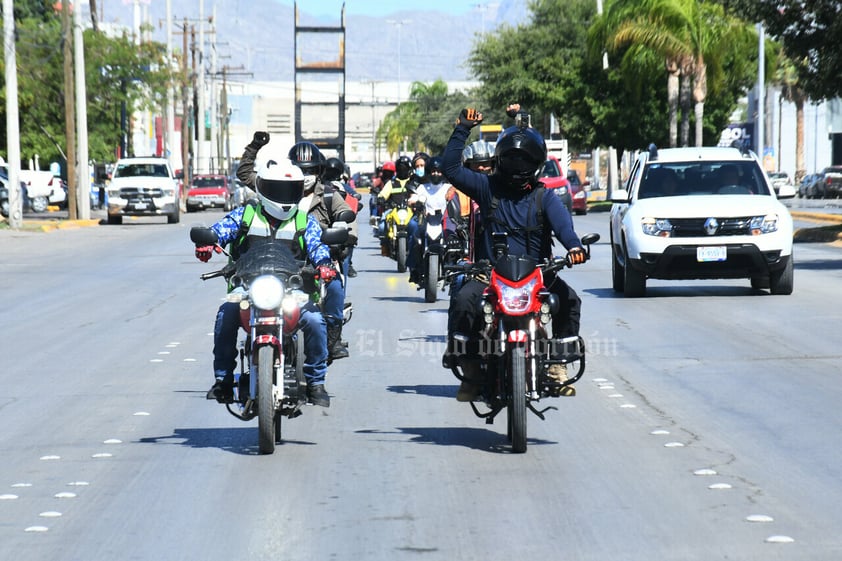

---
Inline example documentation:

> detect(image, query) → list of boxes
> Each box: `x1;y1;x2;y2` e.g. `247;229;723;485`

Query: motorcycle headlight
397;209;409;221
495;278;537;314
642;217;673;237
249;275;284;310
750;214;778;235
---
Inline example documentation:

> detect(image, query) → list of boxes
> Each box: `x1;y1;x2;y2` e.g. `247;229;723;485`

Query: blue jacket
442;124;582;263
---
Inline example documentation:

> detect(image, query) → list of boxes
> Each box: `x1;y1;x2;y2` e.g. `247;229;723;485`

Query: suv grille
670;217;753;237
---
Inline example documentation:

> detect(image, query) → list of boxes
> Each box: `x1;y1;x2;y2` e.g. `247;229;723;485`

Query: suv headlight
642;217;673;237
750;214;778;234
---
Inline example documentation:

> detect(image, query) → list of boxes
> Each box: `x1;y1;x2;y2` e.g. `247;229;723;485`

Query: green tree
718;0;842;101
0;13;174;168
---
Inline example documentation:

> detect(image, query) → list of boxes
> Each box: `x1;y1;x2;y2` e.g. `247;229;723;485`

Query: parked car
186;174;233;212
609;144;795;297
538;155;573;214
767;171;793;196
818;166;842;198
798;173;818;198
106;157;180;224
0;174;31;218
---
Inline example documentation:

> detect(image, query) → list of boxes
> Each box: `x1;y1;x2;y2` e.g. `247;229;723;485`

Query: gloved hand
506;103;521;119
248;131;270;150
456;108;483;128
567;247;587;265
318;265;337;283
195;245;221;262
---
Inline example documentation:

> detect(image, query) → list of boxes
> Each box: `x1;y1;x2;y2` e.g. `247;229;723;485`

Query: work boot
206;376;234;403
307;383;330;407
348;264;357;278
327;326;349;362
547;363;575;397
456;358;482;402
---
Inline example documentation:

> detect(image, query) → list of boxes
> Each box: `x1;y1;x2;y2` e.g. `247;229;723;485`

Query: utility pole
74;0;90;219
165;0;176;175
180;19;191;193
62;0;77;220
214;65;250;175
196;0;205;175
4;0;22;228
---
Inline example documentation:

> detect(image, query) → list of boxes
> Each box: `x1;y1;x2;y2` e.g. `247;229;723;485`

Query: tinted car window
640;161;770;198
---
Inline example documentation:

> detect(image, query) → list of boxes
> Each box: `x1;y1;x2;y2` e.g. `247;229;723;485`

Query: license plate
697;246;726;262
133;202;148;210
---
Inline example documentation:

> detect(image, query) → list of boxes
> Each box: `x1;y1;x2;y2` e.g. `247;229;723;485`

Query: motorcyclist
442;105;587;401
196;158;334;408
322;156;360;279
369;162;394;226
376;155;414;248
406;156;459;284
408;151;430;191
287;141;355;363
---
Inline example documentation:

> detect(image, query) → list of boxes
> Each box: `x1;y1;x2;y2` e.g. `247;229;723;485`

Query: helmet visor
498;150;542;178
258;178;303;205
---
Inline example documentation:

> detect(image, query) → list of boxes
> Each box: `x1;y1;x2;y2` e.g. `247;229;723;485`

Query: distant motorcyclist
322;156;360;279
408;151;430;191
442;105;587;401
198;156;334;407
406;156;459;284
376;155;414;247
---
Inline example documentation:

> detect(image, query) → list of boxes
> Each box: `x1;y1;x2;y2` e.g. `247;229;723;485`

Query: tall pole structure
4;0;22;228
74;0;90;219
62;0;77;220
181;18;190;194
165;0;176;172
386;19;410;107
757;23;765;159
197;0;205;174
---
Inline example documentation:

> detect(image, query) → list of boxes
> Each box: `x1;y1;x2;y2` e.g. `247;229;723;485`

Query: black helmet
395;155;412;180
288;142;326;177
494;126;546;189
427;156;445;185
323;157;345;182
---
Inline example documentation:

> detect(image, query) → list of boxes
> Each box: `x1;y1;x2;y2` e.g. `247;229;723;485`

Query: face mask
303;175;317;193
415;167;425;177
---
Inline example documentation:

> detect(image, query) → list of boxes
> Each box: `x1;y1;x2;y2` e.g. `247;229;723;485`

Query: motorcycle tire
396;237;408;273
257;345;276;454
424;253;439;303
507;345;528;453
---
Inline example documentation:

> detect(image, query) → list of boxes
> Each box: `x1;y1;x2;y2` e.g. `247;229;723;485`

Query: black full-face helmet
323;157;345;182
395;155;413;180
493;126;547;190
427;156;445;185
288;141;326;178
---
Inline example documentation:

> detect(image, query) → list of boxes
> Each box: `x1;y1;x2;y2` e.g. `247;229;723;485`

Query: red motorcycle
446;232;599;453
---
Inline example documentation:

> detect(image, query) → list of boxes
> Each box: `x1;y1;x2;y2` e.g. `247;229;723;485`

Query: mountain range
114;0;528;83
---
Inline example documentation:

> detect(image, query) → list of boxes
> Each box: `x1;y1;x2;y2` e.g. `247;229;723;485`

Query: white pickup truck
106;157;180;224
0;164;66;212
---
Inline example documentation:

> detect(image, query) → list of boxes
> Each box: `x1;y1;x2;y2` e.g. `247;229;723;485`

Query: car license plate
133;202;148;210
697;246;726;262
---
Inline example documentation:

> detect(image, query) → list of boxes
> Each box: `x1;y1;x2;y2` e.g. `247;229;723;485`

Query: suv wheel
168;208;180;224
622;242;646;297
611;241;624;293
107;214;123;225
769;259;793;295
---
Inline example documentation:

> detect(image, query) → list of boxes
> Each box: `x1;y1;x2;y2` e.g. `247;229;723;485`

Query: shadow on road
387;384;454;398
137;427;316;455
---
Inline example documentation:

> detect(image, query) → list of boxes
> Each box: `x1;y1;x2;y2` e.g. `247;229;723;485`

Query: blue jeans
321;277;345;329
406;216;423;273
213;300;328;385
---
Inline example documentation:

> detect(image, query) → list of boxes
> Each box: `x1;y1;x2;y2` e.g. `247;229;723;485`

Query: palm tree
598;0;750;147
774;54;808;182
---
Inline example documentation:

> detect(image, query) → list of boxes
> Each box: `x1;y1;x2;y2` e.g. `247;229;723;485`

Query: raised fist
457;108;483;129
249;131;270;149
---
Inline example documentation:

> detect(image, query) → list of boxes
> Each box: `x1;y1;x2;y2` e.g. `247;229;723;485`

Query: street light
386;19;411;106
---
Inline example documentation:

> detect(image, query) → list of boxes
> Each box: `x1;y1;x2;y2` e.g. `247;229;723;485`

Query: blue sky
279;0;490;18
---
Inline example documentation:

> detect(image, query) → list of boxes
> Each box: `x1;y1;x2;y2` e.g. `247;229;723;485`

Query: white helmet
255;159;304;221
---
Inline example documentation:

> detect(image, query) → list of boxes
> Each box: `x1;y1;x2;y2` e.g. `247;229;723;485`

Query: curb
789;210;842;224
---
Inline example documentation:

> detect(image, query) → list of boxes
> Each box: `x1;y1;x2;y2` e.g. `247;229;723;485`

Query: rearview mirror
190;226;218;246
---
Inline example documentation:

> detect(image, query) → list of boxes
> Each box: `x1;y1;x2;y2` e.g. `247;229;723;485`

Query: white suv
106;157;180;224
609;145;794;296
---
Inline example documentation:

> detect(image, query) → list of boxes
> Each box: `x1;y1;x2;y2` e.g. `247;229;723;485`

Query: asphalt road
0;209;840;560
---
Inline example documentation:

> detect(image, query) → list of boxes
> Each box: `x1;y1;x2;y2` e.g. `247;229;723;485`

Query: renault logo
704;217;719;236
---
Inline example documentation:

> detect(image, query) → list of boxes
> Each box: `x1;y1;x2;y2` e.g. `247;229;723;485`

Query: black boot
206;377;234;403
307;383;331;407
327;325;349;361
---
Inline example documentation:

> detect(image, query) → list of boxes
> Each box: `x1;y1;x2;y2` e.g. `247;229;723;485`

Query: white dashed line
663;442;684;448
39;511;62;518
40;455;60;461
746;514;774;523
25;526;49;532
0;494;19;500
54;492;76;499
103;439;122;445
92;453;113;458
134;411;151;416
765;535;795;544
694;469;717;476
708;483;732;490
650;429;670;435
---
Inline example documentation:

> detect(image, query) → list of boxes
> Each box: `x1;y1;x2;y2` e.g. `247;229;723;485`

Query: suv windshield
638;160;770;199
